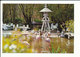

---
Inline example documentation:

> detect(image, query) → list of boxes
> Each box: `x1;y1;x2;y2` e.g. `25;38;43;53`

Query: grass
49;41;66;53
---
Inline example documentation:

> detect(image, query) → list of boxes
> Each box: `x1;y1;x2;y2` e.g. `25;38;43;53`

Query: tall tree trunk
24;16;33;29
13;5;16;24
10;7;13;23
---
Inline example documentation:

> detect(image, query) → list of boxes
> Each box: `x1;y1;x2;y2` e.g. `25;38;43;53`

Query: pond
2;31;74;53
31;37;74;53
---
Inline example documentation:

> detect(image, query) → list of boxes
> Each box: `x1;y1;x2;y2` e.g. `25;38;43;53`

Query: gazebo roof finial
40;4;52;13
45;4;47;8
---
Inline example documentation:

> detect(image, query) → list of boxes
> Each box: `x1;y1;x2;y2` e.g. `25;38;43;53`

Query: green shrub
15;18;23;24
34;19;42;23
65;20;74;33
3;18;11;23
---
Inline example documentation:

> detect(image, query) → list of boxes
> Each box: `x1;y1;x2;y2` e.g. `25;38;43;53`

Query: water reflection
3;31;74;53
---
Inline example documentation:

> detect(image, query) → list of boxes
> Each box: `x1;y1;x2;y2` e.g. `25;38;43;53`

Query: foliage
3;18;11;23
65;20;74;32
2;31;33;53
14;18;23;24
34;19;42;23
49;41;66;53
19;4;34;28
48;4;74;23
3;4;74;26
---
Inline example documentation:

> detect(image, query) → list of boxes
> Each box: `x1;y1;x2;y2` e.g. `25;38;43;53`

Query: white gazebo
40;4;52;53
40;4;52;32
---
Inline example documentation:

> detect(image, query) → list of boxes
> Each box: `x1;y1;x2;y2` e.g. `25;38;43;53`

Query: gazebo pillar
40;4;52;32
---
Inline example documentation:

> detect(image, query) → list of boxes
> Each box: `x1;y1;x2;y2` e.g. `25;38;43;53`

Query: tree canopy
3;4;74;25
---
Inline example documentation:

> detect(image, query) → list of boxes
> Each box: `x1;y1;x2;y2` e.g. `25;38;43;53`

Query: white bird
36;35;41;39
51;23;58;30
22;41;30;45
45;38;50;42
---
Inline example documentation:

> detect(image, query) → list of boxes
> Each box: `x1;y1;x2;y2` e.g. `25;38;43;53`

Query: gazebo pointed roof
40;4;52;12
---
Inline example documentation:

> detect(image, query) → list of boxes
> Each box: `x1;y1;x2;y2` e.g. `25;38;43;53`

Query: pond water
2;31;74;53
32;37;74;53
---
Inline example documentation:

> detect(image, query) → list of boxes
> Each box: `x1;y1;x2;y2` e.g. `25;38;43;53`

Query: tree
3;4;74;30
48;4;74;23
19;4;34;28
3;4;18;24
